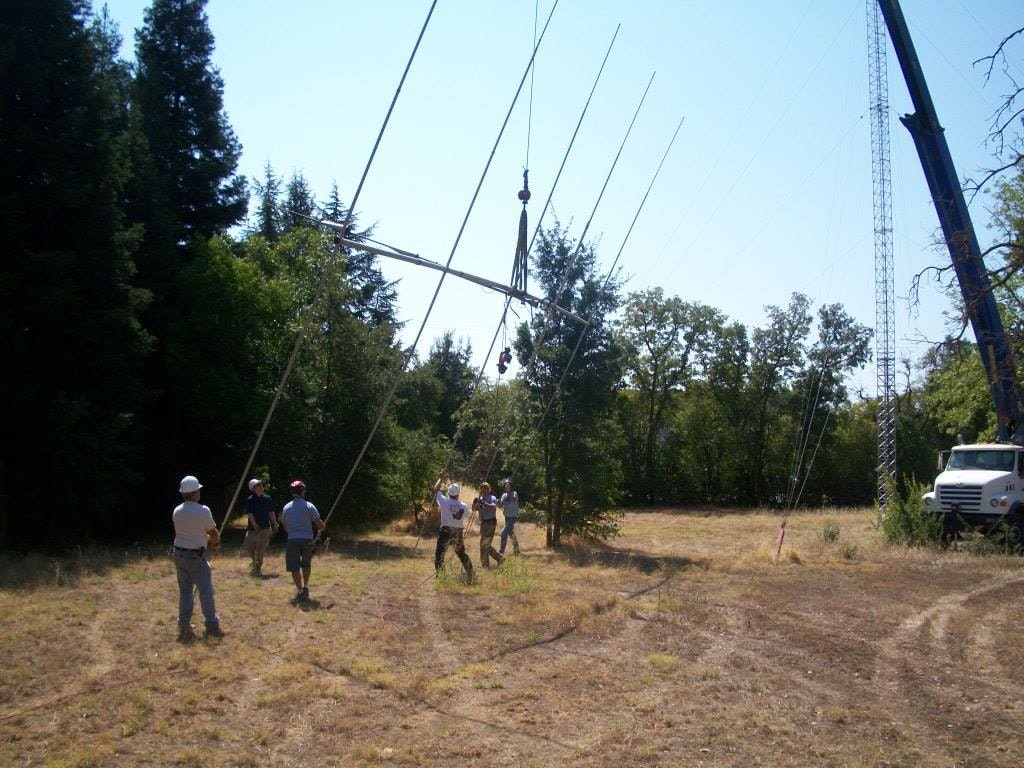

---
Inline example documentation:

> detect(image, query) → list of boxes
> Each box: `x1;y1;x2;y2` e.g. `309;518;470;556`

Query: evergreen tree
127;0;248;511
133;0;247;252
320;181;396;325
283;172;317;231
252;161;282;242
514;224;624;546
0;0;150;547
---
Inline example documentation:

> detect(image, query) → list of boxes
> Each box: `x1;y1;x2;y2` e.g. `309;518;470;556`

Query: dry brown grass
1;507;1023;767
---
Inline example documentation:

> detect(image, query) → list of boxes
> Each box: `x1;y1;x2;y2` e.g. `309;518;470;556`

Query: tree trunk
544;429;554;548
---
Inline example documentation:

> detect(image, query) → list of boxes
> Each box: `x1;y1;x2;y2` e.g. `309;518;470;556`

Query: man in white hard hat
243;478;278;577
432;476;474;579
172;475;224;642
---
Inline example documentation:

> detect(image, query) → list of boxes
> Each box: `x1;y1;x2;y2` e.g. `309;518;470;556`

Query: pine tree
0;0;150;546
514;223;624;545
253;161;282;242
283;172;317;231
320;181;396;325
133;0;247;257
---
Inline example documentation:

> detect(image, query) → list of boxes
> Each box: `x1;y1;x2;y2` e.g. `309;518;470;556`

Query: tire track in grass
871;569;1024;762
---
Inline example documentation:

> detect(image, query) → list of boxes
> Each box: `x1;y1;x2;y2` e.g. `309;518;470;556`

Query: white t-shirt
435;490;467;528
173;500;215;549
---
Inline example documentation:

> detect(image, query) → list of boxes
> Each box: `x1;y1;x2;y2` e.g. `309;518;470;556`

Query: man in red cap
280;480;326;603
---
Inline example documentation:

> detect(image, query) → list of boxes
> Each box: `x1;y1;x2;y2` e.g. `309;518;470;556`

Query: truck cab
923;443;1024;534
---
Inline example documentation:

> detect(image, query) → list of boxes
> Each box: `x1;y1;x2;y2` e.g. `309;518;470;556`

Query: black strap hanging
511;169;530;295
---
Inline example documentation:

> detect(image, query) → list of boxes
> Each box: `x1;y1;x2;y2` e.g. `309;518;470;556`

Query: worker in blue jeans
172;475;224;642
498;479;521;556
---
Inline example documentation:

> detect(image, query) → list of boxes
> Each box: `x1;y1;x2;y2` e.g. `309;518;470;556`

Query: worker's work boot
204;623;225;639
177;624;196;644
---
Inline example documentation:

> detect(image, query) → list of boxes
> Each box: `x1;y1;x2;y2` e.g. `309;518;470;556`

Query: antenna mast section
867;0;898;509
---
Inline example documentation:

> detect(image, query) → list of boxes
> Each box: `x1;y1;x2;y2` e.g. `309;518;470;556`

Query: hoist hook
518;168;531;204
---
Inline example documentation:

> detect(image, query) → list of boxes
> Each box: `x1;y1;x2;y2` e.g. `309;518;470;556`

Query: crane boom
878;0;1022;440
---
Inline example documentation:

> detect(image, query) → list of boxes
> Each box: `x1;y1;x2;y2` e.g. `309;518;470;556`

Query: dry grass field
1;506;1022;767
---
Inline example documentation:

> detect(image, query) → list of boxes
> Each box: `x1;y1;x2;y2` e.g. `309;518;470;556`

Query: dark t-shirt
245;493;275;529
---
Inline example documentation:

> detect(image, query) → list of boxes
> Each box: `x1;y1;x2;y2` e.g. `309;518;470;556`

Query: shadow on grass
0;544;173;590
293;598;333;612
325;538;418;562
554;540;707;574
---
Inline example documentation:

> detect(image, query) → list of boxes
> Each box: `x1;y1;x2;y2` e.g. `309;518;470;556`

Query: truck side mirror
937;450;950;472
1018;453;1024;478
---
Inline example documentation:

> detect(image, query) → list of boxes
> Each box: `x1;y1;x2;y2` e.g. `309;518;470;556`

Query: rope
503;72;659;434
527;109;684;437
785;346;833;511
319;0;561;531
792;405;832;509
453;91;681;568
217;0;439;535
413;24;618;552
509;68;655;420
526;0;539;170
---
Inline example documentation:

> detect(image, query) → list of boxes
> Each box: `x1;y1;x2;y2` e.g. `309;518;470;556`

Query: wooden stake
775;518;787;561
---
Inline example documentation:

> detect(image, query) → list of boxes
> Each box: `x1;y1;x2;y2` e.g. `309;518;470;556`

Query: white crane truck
922;444;1024;541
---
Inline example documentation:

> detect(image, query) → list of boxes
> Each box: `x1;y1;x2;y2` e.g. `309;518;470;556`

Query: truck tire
1007;509;1024;555
940;510;963;550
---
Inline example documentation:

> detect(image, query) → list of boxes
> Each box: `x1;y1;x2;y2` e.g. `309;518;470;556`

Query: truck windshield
946;450;1016;472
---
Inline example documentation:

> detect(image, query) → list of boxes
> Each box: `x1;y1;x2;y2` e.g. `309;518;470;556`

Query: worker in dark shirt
243;479;278;577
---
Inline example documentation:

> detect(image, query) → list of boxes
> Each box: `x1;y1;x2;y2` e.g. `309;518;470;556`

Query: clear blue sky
96;0;1022;395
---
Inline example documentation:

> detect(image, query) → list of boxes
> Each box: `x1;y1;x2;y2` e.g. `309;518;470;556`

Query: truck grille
937;484;983;513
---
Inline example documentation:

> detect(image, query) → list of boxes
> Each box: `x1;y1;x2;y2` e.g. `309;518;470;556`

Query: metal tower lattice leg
867;0;898;509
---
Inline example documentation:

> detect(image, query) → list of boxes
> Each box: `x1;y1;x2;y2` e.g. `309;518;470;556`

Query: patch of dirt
1;508;1023;767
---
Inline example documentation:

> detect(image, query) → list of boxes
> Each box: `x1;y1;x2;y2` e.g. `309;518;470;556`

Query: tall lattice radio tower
867;0;898;508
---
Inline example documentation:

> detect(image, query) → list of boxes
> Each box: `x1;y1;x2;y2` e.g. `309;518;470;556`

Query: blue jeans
174;549;219;629
499;518;519;555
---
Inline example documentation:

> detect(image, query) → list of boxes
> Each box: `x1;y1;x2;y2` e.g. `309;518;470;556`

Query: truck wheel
1008;513;1024;555
940;511;962;550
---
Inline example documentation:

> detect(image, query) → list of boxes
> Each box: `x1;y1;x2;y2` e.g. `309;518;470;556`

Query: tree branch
973;27;1024;85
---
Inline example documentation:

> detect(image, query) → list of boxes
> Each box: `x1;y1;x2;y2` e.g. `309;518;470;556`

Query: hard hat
447;483;460;497
248;478;262;491
289;480;306;493
179;475;202;494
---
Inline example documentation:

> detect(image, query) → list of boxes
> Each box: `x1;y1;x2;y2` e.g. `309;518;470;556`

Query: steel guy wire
217;0;439;535
320;0;561;530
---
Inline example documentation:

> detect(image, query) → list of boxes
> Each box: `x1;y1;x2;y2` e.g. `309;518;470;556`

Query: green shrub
820;521;840;543
961;519;1023;556
878;479;942;547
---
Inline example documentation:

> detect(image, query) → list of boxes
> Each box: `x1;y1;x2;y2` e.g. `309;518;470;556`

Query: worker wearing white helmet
432;476;474;578
171;475;224;642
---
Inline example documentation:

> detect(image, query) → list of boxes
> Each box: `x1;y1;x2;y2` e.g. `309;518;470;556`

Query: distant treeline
4;1;1018;550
